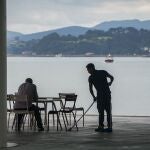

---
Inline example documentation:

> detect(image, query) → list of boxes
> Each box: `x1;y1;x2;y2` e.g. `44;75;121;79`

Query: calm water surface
7;57;150;116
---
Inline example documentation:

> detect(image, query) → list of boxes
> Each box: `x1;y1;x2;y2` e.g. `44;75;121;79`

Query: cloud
7;0;150;34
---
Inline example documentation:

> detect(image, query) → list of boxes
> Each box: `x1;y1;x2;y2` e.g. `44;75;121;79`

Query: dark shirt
88;70;111;95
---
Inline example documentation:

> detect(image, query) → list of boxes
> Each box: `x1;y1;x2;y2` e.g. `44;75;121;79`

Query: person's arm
89;78;97;102
106;71;114;86
33;85;38;102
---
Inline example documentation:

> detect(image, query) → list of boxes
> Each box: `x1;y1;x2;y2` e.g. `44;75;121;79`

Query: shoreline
6;54;150;57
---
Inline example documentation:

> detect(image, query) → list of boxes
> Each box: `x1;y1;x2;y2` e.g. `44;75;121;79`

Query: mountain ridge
93;19;150;30
8;19;150;41
7;27;150;56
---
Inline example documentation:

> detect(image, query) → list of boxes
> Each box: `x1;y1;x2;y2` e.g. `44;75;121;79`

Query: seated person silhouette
14;78;44;131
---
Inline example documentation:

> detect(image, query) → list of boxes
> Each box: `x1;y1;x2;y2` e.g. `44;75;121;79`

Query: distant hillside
93;19;150;31
14;26;89;41
7;31;24;40
7;27;150;56
7;19;150;41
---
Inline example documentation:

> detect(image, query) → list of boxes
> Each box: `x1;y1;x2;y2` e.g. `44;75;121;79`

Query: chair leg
58;112;62;130
62;112;67;131
23;114;27;130
52;114;55;126
29;114;34;130
47;113;50;131
57;114;62;131
7;113;11;129
64;113;69;125
69;113;71;125
29;114;36;131
83;109;84;127
12;114;19;130
56;114;58;131
44;111;47;125
72;112;78;131
73;110;77;126
13;114;22;131
12;114;16;130
48;113;55;131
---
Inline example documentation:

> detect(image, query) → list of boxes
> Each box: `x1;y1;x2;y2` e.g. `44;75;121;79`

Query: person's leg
98;106;104;128
96;99;105;131
106;102;112;128
30;104;44;131
105;94;112;132
16;113;24;131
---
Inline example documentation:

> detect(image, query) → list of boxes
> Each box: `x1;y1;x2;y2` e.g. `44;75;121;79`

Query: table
37;97;63;126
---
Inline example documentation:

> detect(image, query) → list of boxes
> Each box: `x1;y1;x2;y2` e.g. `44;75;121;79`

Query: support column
0;0;7;148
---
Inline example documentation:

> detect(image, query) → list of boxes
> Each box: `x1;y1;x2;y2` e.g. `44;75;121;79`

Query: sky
7;0;150;34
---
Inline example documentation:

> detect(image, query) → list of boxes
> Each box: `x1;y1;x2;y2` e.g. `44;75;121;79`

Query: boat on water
105;54;114;63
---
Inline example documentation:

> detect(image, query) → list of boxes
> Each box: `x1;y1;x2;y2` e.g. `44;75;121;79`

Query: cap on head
25;78;33;84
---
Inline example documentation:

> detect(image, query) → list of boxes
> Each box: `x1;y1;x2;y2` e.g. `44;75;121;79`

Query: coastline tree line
7;27;150;56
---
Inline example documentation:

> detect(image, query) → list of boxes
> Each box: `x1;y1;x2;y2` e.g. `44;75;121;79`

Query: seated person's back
13;78;44;131
14;78;38;109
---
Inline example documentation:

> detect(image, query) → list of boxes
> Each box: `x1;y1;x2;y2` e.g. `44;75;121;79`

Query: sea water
7;57;150;116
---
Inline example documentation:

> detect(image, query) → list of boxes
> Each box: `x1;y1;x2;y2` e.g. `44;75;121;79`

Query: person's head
25;78;33;84
86;63;95;74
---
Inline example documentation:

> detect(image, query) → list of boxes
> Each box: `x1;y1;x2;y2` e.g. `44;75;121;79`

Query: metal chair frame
12;95;35;131
59;93;85;127
60;94;78;131
47;98;63;131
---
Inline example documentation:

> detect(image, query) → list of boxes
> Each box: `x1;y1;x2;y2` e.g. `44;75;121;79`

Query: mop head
67;128;72;131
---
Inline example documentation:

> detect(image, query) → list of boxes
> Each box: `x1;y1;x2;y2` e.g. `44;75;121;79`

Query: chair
7;94;15;129
59;93;73;125
12;95;35;131
59;93;85;127
60;94;78;131
47;98;63;131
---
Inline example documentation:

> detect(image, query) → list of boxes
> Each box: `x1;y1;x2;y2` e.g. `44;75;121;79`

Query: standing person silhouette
86;63;114;132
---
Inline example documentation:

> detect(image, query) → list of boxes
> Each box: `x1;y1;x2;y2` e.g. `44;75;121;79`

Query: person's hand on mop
93;97;97;102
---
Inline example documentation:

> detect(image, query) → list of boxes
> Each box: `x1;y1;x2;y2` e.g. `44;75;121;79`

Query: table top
37;97;62;102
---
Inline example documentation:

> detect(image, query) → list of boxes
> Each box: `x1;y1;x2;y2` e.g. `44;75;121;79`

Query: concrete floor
5;116;150;150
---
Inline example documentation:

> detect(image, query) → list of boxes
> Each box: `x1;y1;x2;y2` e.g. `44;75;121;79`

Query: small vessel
105;54;114;63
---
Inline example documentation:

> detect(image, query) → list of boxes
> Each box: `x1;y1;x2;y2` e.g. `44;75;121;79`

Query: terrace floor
4;116;150;150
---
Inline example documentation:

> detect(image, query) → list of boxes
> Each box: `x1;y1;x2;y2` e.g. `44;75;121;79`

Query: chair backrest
63;95;77;111
14;95;28;101
59;93;75;99
38;97;47;100
13;95;29;110
7;94;15;111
